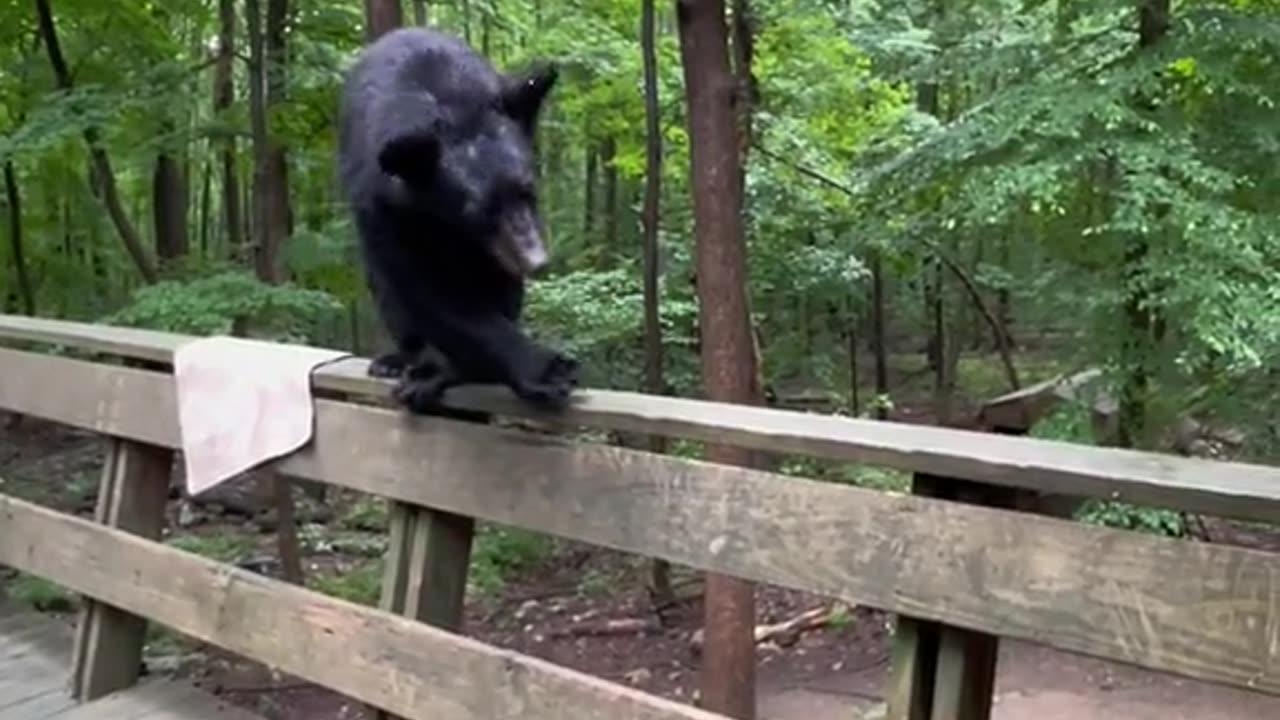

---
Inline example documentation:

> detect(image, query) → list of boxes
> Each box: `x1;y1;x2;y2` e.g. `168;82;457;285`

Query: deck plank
0;605;262;720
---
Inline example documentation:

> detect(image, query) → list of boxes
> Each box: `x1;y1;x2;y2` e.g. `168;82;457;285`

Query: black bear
337;27;578;413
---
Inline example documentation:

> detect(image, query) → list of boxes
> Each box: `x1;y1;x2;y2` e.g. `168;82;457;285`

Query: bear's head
377;63;558;277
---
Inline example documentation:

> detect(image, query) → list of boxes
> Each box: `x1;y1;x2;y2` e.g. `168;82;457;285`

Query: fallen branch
690;603;852;652
546;617;662;639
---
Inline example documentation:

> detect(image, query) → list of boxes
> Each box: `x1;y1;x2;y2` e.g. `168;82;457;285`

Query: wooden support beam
69;437;173;701
0;494;728;720
372;502;475;720
887;475;1012;720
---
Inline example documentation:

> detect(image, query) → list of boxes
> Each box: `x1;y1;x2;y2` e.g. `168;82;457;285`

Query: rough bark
246;0;303;585
675;1;760;717
601;137;618;264
640;0;672;607
215;0;243;254
363;0;402;42
1118;0;1171;448
4;161;35;315
870;251;889;419
152;140;190;265
34;0;157;283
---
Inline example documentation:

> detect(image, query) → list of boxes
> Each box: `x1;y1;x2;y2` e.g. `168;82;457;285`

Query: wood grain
1;348;1277;694
0;494;730;720
70;437;175;701
3;317;1279;524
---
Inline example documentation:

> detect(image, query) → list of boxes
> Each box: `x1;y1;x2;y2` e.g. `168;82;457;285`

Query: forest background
1;0;1278;714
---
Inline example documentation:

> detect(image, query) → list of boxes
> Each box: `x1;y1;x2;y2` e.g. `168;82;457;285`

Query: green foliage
525;266;699;392
308;559;384;605
7;573;76;613
1073;498;1187;538
102;270;344;344
166;533;257;564
1031;398;1186;537
468;524;555;596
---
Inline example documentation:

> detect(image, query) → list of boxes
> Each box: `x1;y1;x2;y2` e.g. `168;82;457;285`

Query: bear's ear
500;63;558;134
377;131;441;185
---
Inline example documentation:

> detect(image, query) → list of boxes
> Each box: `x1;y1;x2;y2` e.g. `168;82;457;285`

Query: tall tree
639;0;672;606
214;0;243;255
1117;0;1172;448
150;4;189;269
33;0;157;283
4;161;35;315
675;0;761;717
246;0;303;584
364;0;402;41
257;0;290;283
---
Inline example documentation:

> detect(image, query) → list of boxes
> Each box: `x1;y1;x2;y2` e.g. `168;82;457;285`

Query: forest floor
2;356;1279;720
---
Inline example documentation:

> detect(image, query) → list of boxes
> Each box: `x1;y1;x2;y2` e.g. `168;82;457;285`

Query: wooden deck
0;604;259;720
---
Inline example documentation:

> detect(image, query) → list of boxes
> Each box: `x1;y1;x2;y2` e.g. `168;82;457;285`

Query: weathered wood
378;503;417;616
0;494;731;720
884;618;937;720
928;626;998;720
2;350;1280;693
70;437;174;701
0;603;265;720
3;320;1280;524
0;609;76;719
401;507;474;626
374;504;475;720
886;475;1006;720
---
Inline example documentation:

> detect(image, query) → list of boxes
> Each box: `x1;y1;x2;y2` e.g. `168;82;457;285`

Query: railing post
371;410;479;720
69;436;174;701
885;474;1015;720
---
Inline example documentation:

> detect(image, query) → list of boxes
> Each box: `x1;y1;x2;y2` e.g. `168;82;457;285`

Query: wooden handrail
1;346;1278;695
2;313;1279;523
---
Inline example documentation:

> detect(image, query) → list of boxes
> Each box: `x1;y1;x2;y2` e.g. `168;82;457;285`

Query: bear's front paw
368;351;409;379
392;375;450;414
512;352;579;411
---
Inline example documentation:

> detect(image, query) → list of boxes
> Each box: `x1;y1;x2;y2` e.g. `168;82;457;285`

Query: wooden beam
69;437;174;701
373;503;475;720
3;319;1280;524
0;494;729;720
0;350;1276;694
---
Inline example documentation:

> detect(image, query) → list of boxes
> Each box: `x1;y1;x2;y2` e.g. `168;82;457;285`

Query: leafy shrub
102;270;344;344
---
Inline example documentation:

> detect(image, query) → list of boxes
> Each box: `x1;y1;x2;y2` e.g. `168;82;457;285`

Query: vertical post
371;411;479;720
884;474;1008;720
69;437;174;701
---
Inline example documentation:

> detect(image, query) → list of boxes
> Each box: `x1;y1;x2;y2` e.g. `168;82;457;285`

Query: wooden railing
0;313;1277;720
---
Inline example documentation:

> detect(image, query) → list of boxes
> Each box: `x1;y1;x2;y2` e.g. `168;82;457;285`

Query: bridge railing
0;313;1276;720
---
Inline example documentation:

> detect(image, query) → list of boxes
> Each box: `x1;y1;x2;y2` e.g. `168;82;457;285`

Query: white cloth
173;335;349;496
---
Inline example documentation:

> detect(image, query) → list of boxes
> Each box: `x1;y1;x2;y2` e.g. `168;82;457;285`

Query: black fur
337;27;577;414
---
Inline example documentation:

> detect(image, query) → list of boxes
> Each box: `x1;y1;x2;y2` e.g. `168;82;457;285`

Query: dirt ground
2;414;1278;720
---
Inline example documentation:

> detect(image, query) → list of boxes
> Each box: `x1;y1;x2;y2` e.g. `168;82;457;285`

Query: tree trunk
363;0;402;42
256;0;291;285
4;161;35;315
413;0;427;25
152;138;190;266
215;0;243;254
675;1;760;717
870;250;888;419
246;0;304;586
583;145;597;240
199;160;213;256
601;137;618;266
34;0;157;284
639;0;672;607
1118;0;1171;448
